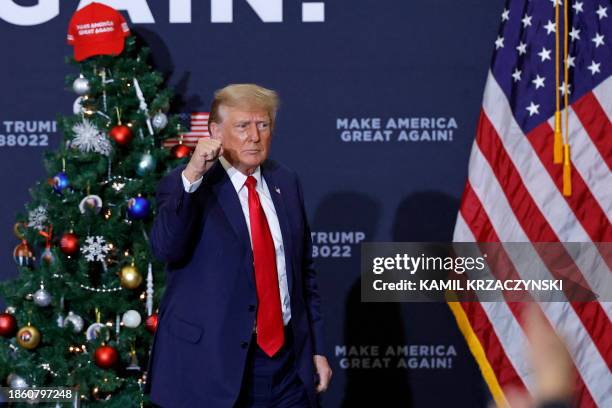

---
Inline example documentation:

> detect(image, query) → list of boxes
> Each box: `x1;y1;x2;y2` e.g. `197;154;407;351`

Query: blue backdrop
0;1;503;406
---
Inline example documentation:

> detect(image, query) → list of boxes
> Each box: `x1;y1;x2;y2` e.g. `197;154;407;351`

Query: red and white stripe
453;71;612;407
162;112;210;148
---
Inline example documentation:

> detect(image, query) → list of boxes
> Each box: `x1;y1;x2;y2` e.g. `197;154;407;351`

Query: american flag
162;112;210;148
451;1;611;407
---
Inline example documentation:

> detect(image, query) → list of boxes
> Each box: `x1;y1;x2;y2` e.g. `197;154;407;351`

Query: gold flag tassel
562;0;572;196
553;0;563;163
563;144;572;196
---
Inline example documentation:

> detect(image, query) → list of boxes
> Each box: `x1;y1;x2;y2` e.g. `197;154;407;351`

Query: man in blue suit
146;84;332;407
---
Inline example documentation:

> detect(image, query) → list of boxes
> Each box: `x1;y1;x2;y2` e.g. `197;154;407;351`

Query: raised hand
183;138;223;182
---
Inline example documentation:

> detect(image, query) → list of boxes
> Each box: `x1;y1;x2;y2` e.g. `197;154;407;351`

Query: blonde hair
208;83;279;128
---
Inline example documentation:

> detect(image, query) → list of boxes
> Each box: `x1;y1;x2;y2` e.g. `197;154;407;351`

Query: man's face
211;105;273;175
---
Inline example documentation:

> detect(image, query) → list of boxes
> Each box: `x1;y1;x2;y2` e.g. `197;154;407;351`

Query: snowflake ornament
71;119;112;156
81;236;110;262
27;206;48;230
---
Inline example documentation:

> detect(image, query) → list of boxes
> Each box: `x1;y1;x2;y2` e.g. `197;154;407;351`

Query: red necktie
245;175;284;357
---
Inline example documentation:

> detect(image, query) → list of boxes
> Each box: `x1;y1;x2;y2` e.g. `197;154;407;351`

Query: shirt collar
219;156;263;193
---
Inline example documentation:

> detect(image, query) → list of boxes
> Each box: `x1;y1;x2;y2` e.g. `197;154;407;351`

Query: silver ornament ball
122;310;142;328
63;311;84;333
136;152;156;176
33;288;52;307
72;76;91;95
7;373;28;389
152;112;168;130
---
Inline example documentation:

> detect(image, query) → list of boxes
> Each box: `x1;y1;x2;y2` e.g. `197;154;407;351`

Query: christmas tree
0;11;193;407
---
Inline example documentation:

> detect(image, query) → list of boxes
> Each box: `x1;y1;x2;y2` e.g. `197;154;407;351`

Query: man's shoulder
263;159;299;182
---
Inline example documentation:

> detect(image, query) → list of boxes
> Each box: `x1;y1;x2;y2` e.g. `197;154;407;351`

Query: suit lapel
262;162;294;293
209;162;255;287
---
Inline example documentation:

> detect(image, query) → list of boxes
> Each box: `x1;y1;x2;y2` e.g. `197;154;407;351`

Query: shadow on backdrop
339;190;465;407
310;191;413;408
391;191;488;407
131;27;204;113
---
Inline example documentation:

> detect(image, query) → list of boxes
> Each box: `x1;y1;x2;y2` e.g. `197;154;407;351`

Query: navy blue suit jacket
145;159;324;407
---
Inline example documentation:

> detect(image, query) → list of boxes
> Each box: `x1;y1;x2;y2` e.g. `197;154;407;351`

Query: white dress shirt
181;157;292;325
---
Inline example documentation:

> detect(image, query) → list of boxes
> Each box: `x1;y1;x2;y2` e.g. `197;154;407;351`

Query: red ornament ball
94;345;119;369
145;313;158;334
109;125;133;146
60;233;79;256
0;313;17;338
171;144;192;159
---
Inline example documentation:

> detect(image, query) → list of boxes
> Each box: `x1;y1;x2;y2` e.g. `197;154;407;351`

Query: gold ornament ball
16;325;41;349
119;265;142;289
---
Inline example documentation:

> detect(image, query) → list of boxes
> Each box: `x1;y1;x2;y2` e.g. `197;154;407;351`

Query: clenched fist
183;138;223;182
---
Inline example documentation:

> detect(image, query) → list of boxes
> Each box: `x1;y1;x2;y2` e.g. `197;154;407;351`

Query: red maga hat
67;2;130;62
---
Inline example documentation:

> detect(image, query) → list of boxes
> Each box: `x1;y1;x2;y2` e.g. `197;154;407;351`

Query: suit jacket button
248;305;255;312
241;341;249;349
